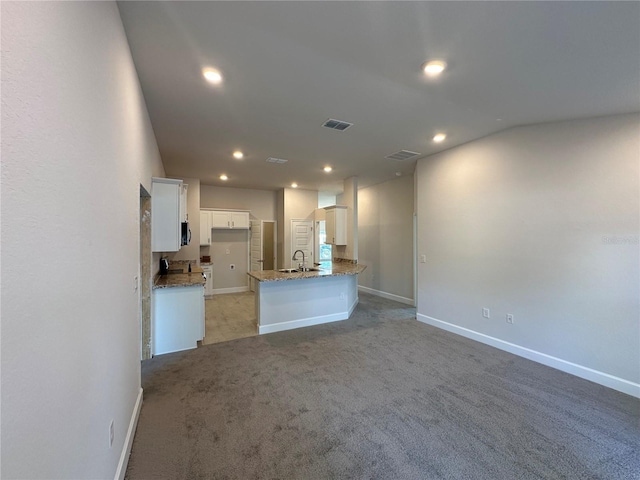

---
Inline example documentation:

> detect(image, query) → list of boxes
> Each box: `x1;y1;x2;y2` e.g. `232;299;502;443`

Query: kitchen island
247;261;366;334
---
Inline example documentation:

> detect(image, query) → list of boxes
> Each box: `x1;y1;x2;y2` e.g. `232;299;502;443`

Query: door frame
262;220;277;271
290;219;314;269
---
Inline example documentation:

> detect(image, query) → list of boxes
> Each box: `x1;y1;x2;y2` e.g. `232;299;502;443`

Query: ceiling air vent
385;150;421;161
266;157;288;164
323;118;353;131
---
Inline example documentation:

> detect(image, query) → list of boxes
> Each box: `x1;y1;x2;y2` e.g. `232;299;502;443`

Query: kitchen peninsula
247;261;366;334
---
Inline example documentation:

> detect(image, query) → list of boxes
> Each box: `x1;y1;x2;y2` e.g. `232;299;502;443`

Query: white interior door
291;220;313;268
250;220;262;291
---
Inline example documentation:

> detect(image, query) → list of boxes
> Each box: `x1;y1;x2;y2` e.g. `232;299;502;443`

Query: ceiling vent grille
266;157;288;164
323;118;353;131
385;150;421;161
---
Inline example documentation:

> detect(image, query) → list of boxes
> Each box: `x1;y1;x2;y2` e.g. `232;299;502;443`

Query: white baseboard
358;285;414;306
416;314;640;398
259;311;349;335
212;286;250;295
114;387;143;480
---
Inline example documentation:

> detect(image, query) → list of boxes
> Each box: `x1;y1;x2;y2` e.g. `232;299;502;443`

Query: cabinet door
230;211;250;229
211;211;230;228
203;266;213;296
199;211;211;245
179;184;188;222
334;207;347;245
325;206;347;245
152;178;182;252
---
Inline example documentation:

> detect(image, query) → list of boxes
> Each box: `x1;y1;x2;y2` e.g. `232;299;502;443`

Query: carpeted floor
126;293;640;479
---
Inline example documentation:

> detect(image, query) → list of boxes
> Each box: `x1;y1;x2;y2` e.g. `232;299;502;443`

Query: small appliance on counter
159;257;169;275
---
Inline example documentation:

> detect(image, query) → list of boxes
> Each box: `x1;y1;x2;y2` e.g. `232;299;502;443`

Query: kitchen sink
277;267;323;273
167;268;185;274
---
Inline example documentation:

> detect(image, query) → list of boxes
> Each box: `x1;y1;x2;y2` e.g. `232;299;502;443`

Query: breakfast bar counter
247;261;366;334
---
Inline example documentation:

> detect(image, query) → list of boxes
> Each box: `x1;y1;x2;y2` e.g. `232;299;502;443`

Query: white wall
358;175;414;303
200;185;276;221
1;2;165;478
416;114;640;396
210;230;250;290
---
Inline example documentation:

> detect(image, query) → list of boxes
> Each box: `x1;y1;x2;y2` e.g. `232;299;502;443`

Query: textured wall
416;114;639;390
1;2;164;478
200;185;277;221
358;175;414;302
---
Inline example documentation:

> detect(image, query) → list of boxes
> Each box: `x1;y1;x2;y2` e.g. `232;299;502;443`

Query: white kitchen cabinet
211;211;231;229
152;177;183;252
325;205;347;245
179;183;189;222
200;210;212;245
153;285;204;355
211;210;250;229
202;265;213;297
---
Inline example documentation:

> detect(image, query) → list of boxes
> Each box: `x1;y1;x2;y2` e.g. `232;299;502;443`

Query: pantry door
290;220;313;268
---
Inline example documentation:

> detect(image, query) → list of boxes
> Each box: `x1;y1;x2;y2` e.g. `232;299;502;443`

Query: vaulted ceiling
118;1;640;194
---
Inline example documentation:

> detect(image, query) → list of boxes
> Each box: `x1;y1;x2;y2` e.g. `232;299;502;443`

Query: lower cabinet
202;265;214;296
153;285;204;355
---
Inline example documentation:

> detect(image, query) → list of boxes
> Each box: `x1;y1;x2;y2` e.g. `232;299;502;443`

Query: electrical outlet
230;264;235;270
109;420;114;448
506;314;514;324
482;308;490;319
133;276;138;292
225;248;230;255
420;254;426;263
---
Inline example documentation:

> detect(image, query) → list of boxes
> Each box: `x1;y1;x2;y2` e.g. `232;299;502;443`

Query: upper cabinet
200;210;212;246
325;205;347;245
179;184;188;222
152;177;183;252
210;210;250;229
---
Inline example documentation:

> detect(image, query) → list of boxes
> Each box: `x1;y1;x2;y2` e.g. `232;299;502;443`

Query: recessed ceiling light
396;172;402;177
433;133;447;143
291;183;298;188
423;60;446;77
233;150;244;159
220;174;228;181
203;68;223;84
323;166;333;173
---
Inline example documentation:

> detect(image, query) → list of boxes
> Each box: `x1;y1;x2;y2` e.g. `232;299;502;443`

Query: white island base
255;274;358;334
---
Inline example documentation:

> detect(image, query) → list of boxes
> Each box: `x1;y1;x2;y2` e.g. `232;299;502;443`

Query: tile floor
202;291;258;345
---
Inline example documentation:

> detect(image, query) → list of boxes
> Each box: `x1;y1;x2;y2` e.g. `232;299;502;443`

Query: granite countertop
247;262;366;283
153;262;206;289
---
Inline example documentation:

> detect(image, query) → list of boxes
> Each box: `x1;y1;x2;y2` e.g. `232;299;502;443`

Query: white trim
260;296;359;335
259;312;347;335
114;387;143;480
212;286;250;295
416;313;640;398
358;285;414;306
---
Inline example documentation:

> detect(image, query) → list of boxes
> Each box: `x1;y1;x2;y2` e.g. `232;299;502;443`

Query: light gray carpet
125;293;640;479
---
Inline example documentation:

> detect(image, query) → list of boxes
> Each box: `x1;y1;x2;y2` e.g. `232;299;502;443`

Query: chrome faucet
292;250;306;269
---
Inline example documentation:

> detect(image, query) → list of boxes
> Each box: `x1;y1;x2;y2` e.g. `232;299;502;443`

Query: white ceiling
118;1;640;195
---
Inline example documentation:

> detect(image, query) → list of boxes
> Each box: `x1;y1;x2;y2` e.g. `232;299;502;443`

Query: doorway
290;220;313;268
139;185;152;360
250;220;277;291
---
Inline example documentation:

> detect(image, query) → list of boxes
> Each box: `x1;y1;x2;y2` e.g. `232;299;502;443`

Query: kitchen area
150;176;362;357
